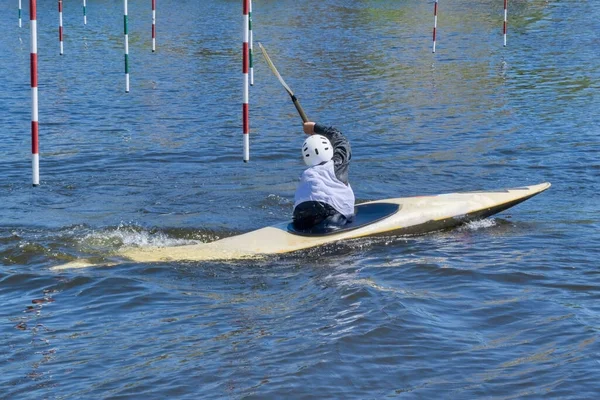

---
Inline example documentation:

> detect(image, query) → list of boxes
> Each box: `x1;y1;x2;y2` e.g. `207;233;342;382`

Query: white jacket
294;160;355;218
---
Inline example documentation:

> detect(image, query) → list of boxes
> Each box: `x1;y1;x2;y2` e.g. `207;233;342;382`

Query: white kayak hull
52;182;550;270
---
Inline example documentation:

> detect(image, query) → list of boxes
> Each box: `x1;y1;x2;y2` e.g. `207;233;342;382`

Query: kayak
51;182;550;270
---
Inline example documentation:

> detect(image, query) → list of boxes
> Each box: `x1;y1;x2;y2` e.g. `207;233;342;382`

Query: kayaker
292;121;355;231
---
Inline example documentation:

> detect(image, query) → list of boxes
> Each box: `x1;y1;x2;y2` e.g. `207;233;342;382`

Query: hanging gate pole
30;0;40;186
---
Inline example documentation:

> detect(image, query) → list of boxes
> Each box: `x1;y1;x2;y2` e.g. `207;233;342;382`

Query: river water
1;0;599;398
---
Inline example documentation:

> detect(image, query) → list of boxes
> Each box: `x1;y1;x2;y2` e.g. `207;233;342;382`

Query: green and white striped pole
124;0;129;92
83;0;87;25
19;0;23;27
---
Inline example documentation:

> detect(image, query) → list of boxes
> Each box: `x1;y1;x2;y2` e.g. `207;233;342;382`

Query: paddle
258;42;309;123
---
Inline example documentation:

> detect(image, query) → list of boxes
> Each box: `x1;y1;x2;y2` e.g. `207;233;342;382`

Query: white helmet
302;135;333;167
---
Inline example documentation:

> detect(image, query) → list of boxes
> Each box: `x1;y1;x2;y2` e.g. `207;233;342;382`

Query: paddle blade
258;42;309;123
258;43;294;96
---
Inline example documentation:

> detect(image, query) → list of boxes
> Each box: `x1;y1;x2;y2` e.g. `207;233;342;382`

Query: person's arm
303;122;351;185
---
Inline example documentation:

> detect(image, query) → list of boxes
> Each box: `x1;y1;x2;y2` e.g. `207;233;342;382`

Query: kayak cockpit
287;202;401;237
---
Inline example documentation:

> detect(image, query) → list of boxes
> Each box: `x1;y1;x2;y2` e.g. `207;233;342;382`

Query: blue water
1;0;599;398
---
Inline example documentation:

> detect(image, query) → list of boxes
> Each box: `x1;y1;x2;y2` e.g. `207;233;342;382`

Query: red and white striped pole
249;0;254;86
432;0;439;53
242;0;250;162
152;0;156;52
503;0;508;47
58;0;64;55
30;0;40;186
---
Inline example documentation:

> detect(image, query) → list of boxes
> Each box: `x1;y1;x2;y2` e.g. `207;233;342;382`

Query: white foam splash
78;224;196;250
460;218;497;231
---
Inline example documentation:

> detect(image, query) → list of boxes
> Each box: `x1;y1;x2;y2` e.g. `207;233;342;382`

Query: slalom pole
30;0;40;186
242;0;250;162
503;0;508;47
83;0;87;25
19;0;22;28
152;0;156;52
432;0;438;53
58;0;64;55
124;0;130;92
249;0;254;85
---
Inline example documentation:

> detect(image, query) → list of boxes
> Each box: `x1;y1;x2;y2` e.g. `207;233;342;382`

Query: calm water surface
1;0;599;398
